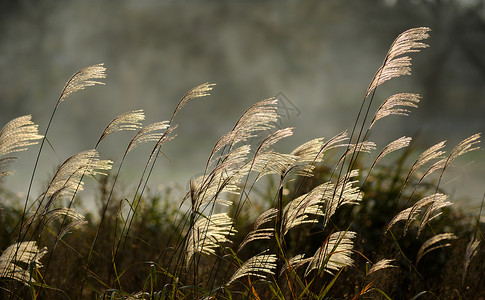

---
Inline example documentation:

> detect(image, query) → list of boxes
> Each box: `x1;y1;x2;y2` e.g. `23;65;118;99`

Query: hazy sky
1;0;484;212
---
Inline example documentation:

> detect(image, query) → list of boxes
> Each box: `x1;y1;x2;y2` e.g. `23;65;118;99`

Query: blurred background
0;0;484;213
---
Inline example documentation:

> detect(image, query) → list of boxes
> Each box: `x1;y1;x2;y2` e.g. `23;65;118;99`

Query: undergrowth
0;27;484;299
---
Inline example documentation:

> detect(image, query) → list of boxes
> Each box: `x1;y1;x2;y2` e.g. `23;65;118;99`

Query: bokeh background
1;0;484;213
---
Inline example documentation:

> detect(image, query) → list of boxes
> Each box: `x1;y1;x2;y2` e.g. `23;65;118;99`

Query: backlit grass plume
227;252;277;285
366;27;430;97
0;115;43;157
186;213;235;268
57;63;106;106
0;241;47;285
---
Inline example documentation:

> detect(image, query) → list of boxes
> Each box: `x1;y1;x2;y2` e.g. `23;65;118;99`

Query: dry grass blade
126;121;170;154
227;252;276;285
186;213;235;268
170;82;215;122
97;109;145;146
366;27;430;97
0;241;47;284
57;63;107;106
305;231;356;276
416;233;457;266
368;258;396;275
370;93;420;129
0;115;43;157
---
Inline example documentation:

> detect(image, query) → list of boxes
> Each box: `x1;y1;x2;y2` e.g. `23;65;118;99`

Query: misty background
1;0;484;214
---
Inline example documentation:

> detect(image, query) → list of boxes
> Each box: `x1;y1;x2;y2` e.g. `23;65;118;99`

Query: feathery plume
370;136;412;172
324;173;363;225
282;182;332;235
386;193;448;234
254;208;278;230
370;93;420;129
243;151;298;179
416;233;456;266
237;208;276;251
170;83;215;123
57;63;107;106
238;228;274;252
406;141;446;184
337;141;376;167
209;99;279;162
97;109;145;146
462;240;480;285
368;259;396;275
258;127;294;152
280;254;311;276
0;115;43;157
447;133;481;163
291;131;349;164
44;149;112;202
227;252;277;285
420;133;480;182
366;27;430;97
186;213;235;268
0;241;47;284
305;231;356;276
418;195;452;236
43;207;85;225
56;219;87;244
126;121;170;154
189;145;250;208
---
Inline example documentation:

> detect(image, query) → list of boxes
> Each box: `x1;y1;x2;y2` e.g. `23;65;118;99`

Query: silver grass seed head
57;63;107;106
227;252;277;285
368;258;396;275
0;115;43;157
126;121;170;154
186;213;235;268
305;231;356;277
171;83;215;122
98;109;145;145
366;27;430;98
0;241;47;285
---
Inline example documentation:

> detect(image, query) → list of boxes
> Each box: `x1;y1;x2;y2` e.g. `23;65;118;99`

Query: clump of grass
0;27;484;299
